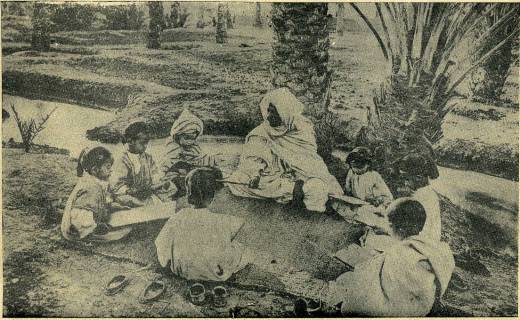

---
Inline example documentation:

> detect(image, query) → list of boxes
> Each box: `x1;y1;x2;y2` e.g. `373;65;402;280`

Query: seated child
333;147;393;220
161;109;221;198
324;198;455;317
155;167;249;281
61;146;131;241
110;122;168;206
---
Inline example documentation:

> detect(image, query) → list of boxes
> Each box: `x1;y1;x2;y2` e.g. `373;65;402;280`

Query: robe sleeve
109;157;131;196
71;186;108;224
370;171;393;204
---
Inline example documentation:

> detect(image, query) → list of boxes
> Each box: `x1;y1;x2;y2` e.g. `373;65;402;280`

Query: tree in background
349;3;520;173
196;4;206;29
167;2;180;28
225;4;233;29
102;4;144;30
50;4;96;32
271;3;337;158
167;2;189;28
216;3;227;44
254;2;263;28
469;4;519;102
31;2;53;51
147;1;164;49
335;3;345;36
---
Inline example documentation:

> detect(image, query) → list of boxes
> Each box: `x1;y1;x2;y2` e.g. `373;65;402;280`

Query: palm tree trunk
216;3;227;43
271;3;337;159
254;2;263;28
31;3;51;51
147;1;163;49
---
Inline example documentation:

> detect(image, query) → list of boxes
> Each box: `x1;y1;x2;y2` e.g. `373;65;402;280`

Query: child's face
350;161;368;175
128;132;149;154
177;132;198;147
94;161;113;181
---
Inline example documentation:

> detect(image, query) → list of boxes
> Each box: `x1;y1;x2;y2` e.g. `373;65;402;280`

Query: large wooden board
108;202;176;227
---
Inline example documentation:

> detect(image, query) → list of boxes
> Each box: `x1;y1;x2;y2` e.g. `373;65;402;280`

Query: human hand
248;176;261;189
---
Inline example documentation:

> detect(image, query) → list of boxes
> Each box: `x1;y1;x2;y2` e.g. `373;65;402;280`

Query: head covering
170;109;203;139
259;87;305;135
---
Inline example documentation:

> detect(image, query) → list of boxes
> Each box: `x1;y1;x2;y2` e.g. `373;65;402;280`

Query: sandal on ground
139;279;166;304
105;275;130;296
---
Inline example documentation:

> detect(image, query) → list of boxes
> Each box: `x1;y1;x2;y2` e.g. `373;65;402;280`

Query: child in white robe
324;198;455;317
61;147;131;241
155;167;248;281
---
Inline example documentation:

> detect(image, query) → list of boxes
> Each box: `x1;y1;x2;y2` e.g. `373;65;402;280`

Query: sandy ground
2;148;517;317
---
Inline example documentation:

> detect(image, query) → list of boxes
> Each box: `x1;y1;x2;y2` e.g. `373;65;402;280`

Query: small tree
254;2;263;28
147;1;164;49
216;3;227;44
10;103;57;153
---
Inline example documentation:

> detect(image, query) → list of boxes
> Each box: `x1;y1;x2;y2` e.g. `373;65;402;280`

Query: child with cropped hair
110;121;168;206
155;167;249;281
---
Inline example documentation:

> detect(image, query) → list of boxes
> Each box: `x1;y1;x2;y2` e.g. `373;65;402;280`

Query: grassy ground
2;148;517;316
2;26;518;179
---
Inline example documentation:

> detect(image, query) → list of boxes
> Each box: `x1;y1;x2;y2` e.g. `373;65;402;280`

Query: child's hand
248;176;261;189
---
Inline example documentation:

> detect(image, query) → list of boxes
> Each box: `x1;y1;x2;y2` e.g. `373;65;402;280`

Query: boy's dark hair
77;146;113;177
397;153;439;179
346;147;372;167
185;167;224;208
123;122;149;143
387;198;426;239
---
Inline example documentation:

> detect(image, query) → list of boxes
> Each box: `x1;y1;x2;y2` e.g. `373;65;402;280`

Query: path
432;166;518;249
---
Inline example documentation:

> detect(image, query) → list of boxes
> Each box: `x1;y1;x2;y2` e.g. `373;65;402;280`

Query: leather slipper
139;280;166;304
105;275;130;296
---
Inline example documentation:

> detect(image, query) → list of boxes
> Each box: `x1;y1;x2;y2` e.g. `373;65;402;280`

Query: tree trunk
271;3;334;159
254;2;263;28
216;3;227;44
31;3;51;51
169;2;180;28
147;1;163;49
336;3;345;36
225;5;233;29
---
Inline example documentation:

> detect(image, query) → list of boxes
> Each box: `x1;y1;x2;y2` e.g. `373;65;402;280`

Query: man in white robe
228;88;343;212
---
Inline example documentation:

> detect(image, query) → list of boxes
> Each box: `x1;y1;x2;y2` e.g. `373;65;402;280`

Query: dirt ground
2;148;517;317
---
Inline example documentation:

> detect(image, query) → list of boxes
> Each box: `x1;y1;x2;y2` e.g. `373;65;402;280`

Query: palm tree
270;3;335;158
216;3;227;44
336;3;346;36
31;2;52;51
350;3;520;166
147;1;164;49
254;2;263;28
469;4;519;102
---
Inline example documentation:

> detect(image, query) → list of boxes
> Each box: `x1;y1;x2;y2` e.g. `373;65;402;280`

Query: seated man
323;198;455;317
155;168;249;281
227;88;342;212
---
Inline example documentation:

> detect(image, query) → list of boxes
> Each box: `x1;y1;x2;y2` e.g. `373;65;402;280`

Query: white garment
414;186;441;242
155;208;247;281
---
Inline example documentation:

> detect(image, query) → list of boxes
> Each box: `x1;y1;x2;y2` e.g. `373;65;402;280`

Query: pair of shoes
188;283;228;307
294;297;322;316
